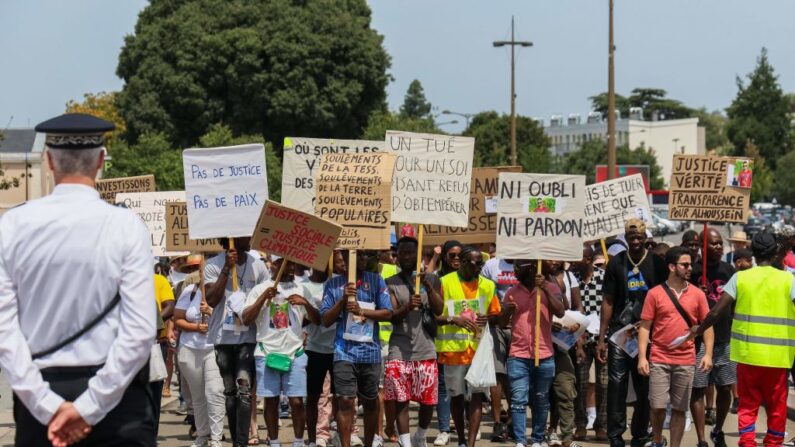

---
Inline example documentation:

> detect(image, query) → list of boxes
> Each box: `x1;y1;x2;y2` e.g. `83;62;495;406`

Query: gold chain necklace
628;249;648;275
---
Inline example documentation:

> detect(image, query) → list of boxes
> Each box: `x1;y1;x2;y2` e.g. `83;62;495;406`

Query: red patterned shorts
384;359;438;405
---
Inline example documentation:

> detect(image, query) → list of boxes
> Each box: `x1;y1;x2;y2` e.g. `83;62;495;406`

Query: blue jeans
508;356;556;445
437;363;451;432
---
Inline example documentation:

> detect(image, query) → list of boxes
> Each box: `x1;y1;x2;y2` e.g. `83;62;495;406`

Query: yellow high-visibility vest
435;272;496;353
731;265;795;368
379;264;399;345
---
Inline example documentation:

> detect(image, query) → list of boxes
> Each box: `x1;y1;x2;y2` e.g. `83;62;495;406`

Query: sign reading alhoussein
668;154;751;223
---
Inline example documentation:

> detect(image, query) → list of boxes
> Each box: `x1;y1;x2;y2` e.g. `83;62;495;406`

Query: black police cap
35;113;115;150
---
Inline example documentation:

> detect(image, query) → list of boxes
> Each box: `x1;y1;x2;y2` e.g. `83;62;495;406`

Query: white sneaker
517;443;527;447
372;434;384;447
586;414;596;430
663;413;671;430
685;412;692;432
351;434;364;447
317;439;328;447
308;443;317;447
190;437;209;447
209;441;223;447
271;442;282;447
294;440;306;447
434;432;450;446
531;442;549;447
548;433;561;446
476;430;481;441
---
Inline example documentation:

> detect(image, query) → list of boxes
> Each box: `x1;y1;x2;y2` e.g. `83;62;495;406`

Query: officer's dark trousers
13;365;155;447
606;341;650;447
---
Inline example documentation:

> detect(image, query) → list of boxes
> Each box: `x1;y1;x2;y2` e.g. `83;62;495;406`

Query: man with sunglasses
321;250;394;447
637;246;713;447
688;228;735;447
436;246;501;447
597;219;668;447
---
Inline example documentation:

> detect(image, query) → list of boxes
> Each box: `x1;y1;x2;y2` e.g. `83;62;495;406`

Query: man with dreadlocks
690;232;795;447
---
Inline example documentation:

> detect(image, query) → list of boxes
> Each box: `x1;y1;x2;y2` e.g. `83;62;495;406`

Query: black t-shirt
603;250;668;332
690;261;735;345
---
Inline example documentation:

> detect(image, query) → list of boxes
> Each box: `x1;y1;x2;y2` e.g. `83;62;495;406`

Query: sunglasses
677;262;692;268
447;253;461;260
594;262;605;268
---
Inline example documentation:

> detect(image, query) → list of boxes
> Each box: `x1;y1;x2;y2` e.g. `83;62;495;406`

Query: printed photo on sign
269;302;290;330
726;159;753;189
223;291;248;332
446;298;484;322
529;197;556;213
343;301;375;342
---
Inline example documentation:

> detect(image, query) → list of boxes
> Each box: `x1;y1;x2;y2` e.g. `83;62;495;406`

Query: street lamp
441;110;474;128
494;16;532;166
436;120;459;127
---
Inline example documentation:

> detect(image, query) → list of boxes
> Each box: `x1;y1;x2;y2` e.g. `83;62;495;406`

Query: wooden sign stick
535;259;542;367
348;250;357;303
600;239;610;263
229;238;239;292
415;225;425;291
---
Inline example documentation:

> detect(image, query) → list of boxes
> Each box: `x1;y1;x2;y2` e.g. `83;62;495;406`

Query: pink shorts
384;359;438;405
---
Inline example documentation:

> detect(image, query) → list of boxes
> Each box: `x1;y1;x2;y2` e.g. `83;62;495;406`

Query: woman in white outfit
174;254;225;447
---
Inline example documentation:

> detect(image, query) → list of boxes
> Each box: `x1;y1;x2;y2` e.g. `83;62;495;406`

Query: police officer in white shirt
0;113;158;446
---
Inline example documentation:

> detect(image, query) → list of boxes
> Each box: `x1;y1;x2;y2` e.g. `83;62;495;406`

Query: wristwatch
446;315;453;324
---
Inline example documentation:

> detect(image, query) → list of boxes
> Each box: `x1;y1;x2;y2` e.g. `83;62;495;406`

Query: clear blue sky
2;0;794;134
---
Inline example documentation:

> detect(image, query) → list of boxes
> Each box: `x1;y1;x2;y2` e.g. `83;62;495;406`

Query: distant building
543;110;706;187
0;129;54;214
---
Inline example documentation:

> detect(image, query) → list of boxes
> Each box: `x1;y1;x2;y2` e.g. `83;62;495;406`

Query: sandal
249;435;261;445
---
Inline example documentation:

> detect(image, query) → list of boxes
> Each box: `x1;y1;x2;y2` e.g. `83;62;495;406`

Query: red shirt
506;281;562;360
640;283;709;365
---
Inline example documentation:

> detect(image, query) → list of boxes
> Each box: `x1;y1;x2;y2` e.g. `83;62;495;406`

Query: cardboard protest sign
182;144;269;239
165;202;223;253
96;175;155;203
385;131;475;227
496;173;586;261
251;200;342;271
116;191;186;256
315;152;396;249
425;166;522;245
281;137;384;214
583;173;652;240
668;155;751;223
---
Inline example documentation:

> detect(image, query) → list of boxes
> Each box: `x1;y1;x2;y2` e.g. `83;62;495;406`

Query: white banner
281;137;384;214
583;173;652;240
116;191;186;257
385;131;475;227
496;173;586;261
182;144;269;239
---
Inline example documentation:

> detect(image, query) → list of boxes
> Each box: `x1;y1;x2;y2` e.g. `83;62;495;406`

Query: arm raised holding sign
205;243;238;307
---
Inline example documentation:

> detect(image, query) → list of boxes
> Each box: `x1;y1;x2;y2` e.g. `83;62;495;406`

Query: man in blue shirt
321;250;393;447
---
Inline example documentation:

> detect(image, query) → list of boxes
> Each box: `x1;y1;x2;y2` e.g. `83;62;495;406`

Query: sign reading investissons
496;173;586;261
96;174;155;204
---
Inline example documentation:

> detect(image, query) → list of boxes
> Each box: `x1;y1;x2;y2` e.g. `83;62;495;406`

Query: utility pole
494;16;532;166
607;0;617;179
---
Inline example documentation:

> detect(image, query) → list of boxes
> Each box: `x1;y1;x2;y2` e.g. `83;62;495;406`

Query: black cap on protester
751;231;778;261
35;113;115;150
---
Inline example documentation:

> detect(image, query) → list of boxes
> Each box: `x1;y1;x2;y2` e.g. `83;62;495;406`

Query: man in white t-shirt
242;258;319;447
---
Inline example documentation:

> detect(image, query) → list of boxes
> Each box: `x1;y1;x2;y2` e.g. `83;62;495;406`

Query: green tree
559;139;665;189
726;48;794;169
105;132;184;191
65;92;126;152
198;123;282;201
692;108;731;154
360;110;439;141
627;88;693;121
773;149;795;205
399;80;432;120
589;92;630;119
117;0;391;148
463;112;551;172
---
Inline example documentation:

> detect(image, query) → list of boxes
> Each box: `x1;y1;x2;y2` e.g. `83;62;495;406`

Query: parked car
652;214;680;235
743;216;770;239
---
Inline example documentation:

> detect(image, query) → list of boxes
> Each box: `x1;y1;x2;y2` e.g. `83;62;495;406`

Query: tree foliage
463;112;551;173
399;80;432;120
65;92;127;152
360;110;439;141
558;139;665;189
589;88;693;121
773;149;795;205
726;48;794;169
105;132;184;191
117;0;391;148
692;108;731;154
589;92;630;118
